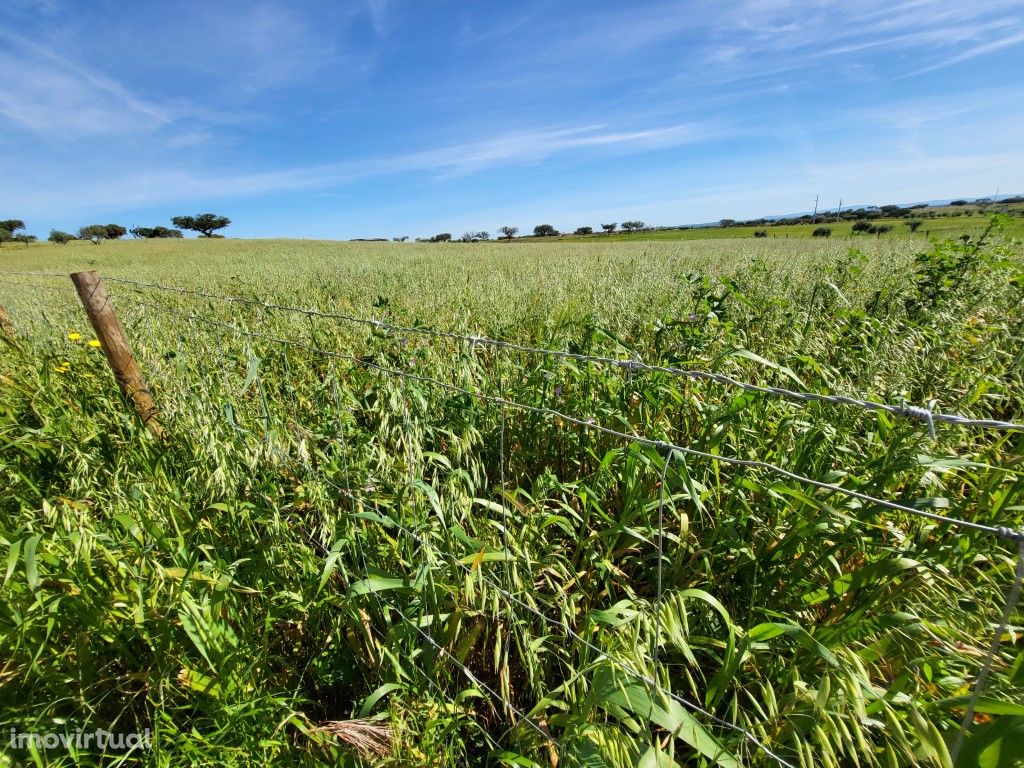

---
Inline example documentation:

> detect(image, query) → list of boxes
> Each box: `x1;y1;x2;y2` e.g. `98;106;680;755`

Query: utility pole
812;195;819;224
835;198;842;223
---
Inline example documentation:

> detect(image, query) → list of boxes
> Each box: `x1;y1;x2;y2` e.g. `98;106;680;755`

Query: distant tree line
408;219;650;243
0;213;231;246
0;219;36;246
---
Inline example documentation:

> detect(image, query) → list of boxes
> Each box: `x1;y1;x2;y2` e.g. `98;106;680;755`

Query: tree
78;224;110;244
429;233;452;242
130;226;183;238
812;226;831;237
719;219;737;228
104;224;127;239
574;226;593;235
498;226;518;241
533;224;559;237
171;213;231;237
0;229;12;247
13;234;37;244
0;220;25;234
621;221;645;233
49;230;76;245
906;220;922;233
601;223;617;233
852;221;873;233
392;236;409;242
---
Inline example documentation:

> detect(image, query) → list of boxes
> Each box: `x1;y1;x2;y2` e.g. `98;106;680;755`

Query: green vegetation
1;222;1023;766
47;230;76;245
563;207;1024;243
171;213;232;239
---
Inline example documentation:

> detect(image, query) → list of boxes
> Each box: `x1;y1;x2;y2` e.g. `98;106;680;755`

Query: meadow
1;224;1024;767
564;206;1024;242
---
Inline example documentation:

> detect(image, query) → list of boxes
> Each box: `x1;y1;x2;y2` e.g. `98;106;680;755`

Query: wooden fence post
70;270;166;441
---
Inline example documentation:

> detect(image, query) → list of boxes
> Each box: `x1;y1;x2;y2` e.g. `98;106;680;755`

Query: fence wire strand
121;297;1024;544
3;269;1022;432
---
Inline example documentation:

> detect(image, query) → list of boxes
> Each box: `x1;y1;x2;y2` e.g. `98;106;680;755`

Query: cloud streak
1;121;719;216
0;28;173;139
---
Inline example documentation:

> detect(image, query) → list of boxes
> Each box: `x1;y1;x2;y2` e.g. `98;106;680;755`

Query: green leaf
23;534;41;591
746;622;839;667
588;600;640;628
347;575;416;597
637;746;682;768
3;537;23;590
588;665;742;768
358;682;404;717
939;697;1024;716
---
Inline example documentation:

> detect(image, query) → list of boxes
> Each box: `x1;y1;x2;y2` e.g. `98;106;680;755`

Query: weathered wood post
70;270;166;440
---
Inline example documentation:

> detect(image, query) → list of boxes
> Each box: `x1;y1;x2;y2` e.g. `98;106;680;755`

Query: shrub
533;224;559;237
48;230;76;245
574;227;593;235
812;227;832;237
753;229;768;238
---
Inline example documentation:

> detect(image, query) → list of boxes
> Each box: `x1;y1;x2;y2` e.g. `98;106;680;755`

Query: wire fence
1;270;1023;766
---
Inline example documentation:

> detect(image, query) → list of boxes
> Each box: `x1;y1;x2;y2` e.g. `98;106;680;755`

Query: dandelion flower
67;332;82;341
87;339;102;348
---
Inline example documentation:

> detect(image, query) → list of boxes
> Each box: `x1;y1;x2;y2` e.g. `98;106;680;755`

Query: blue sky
2;0;1023;239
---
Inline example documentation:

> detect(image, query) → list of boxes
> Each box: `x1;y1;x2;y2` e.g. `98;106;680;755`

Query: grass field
558;207;1024;243
2;220;1024;767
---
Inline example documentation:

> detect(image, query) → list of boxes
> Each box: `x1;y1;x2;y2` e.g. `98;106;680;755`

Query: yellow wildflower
87;339;102;348
67;332;82;341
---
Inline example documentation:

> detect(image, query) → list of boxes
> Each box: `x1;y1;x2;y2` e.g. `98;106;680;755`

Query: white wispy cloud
0;121;719;216
0;28;173;138
902;29;1024;76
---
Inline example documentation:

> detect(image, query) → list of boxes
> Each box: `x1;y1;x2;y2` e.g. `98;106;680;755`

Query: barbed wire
3;270;1021;432
127;298;1024;544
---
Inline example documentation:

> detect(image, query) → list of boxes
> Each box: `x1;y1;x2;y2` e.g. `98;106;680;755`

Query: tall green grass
1;223;1023;766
